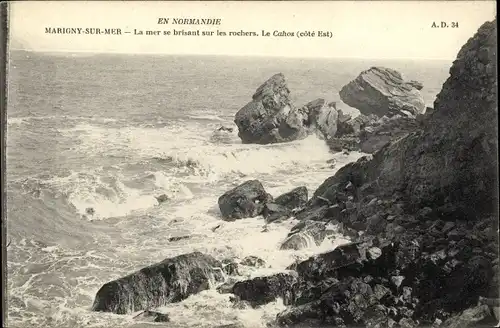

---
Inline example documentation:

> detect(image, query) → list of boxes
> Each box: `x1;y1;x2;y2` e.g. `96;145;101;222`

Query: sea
5;51;451;328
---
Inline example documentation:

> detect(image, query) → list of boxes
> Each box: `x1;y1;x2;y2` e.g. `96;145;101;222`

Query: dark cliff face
314;19;498;220
272;21;499;327
402;18;497;216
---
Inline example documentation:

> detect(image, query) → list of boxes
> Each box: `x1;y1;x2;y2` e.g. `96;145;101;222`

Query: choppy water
6;51;451;328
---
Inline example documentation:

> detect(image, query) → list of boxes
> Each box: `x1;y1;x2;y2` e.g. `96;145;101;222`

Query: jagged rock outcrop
339;67;426;117
240;255;267;268
329;112;421;153
234;73;308;144
92;252;224;314
273;19;498;327
335;111;378;137
301;98;338;140
357;115;420;153
218;180;273;221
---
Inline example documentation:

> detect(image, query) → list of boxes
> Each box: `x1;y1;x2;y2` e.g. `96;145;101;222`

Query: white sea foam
62;122;356;180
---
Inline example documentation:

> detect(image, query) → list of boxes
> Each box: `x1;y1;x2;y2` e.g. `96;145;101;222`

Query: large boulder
339;67;426;117
92;252;224;314
234;73;308;144
218;180;273;221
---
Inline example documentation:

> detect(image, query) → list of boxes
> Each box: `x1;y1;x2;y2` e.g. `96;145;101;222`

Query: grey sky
9;1;496;60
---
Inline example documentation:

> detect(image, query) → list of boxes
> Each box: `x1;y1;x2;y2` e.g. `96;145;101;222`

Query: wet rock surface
339;67;426;117
264;186;309;223
280;220;328;251
234;73;309;144
92;252;224;314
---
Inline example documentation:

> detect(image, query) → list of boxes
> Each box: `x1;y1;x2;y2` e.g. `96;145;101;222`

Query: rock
234;73;308;144
240;256;266;268
441;305;496;328
218;180;272;221
294;205;329;222
306;99;338;139
367;247;382;260
217;278;239;294
390;275;404;289
358;115;420;153
270;19;498;328
216;324;245;328
401;286;413;303
441;222;456;234
217;126;234;133
222;259;240;276
133;310;170;322
327;136;360;152
92;252;224;314
332;113;421;154
278;277;378;326
211;127;235;143
339;67;426;117
263;203;292;223
399;317;417;328
373;284;391;300
408;80;424;91
335;112;378;137
274;186;308;210
155;194;169;204
280;220;328;250
231;272;298;307
292;242;363;280
168;235;191;242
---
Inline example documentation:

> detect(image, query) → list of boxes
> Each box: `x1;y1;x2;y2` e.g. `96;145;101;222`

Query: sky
8;1;497;60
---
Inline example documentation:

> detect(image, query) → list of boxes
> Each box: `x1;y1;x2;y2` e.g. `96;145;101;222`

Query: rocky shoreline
91;19;498;327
